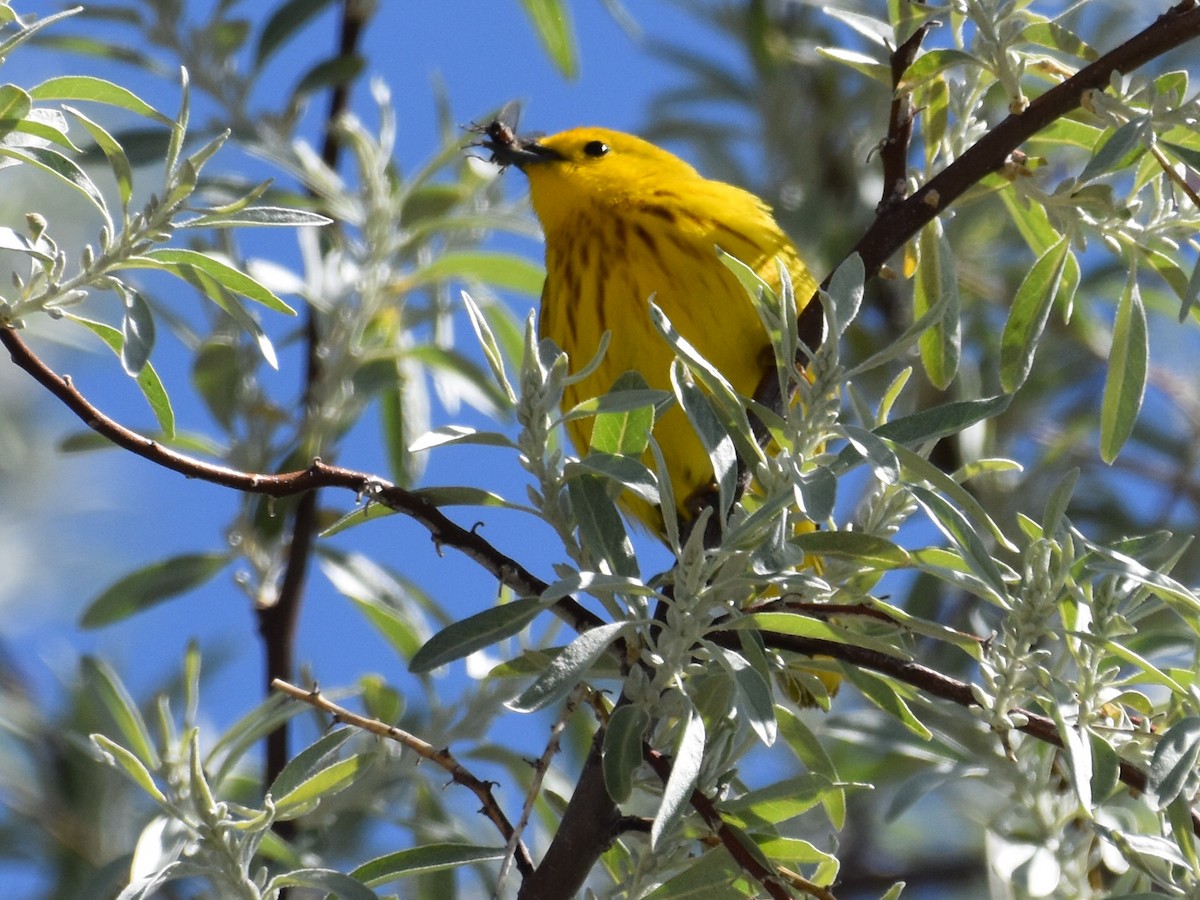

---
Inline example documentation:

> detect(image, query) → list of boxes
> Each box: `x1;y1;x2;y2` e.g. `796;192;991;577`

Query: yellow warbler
484;125;816;535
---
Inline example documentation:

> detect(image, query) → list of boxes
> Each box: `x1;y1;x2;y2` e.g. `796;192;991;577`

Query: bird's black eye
583;140;610;158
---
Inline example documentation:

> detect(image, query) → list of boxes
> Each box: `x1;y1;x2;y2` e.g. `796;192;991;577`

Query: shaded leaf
518;0;578;79
603;704;649;803
410;597;547;673
66;315;175;436
80;552;229;628
1000;234;1073;392
508;621;627;713
352;844;506;887
1100;276;1147;463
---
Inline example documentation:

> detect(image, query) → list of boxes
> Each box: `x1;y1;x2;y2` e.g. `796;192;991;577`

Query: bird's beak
482;134;562;170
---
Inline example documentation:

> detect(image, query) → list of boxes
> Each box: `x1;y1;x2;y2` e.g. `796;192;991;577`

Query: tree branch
516;726;622;900
797;0;1200;352
0;325;603;638
272;678;535;877
261;0;374;818
737;628;1200;838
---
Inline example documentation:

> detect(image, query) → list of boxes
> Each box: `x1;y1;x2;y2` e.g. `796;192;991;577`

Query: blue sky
3;1;787;862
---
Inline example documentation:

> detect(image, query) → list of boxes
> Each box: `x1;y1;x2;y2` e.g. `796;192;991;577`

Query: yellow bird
483;125;816;537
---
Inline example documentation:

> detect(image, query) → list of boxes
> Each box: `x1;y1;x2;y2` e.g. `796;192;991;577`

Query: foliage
1;1;1199;899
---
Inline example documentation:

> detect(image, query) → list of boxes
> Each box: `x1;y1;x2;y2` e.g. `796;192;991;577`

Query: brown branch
0;325;603;637
262;0;375;824
272;678;534;877
641;749;795;900
498;686;587;891
739;629;1200;838
797;0;1200;352
516;727;622;900
879;11;931;213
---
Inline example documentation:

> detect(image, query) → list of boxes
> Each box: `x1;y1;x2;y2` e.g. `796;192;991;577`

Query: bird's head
482;126;702;230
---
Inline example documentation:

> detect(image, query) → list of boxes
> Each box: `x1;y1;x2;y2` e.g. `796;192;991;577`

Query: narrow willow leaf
292;53;365;101
891;443;1019;552
566;474;638;578
564;387;672;421
674;366;737;520
1100;276;1147;463
409;250;544;295
566;454;659;505
408;425;516;452
651;704;705;848
843;667;932;739
518;0;579;79
268;728;354;801
179;206;332;228
64;104;133;208
265;868;376;900
589;370;655;455
1079;119;1147;183
1168;796;1200;873
826;252;865;337
120;289;156;376
412;486;523;510
651;303;759;464
1050;703;1092;810
909;485;1010;607
913;223;960;388
1000;234;1072;392
789;530;910;568
1090;729;1120;802
721;773;838;825
816;46;892;84
255;0;338;68
1020;21;1097;60
91;734;167;804
31;74;171;124
0;225;52;262
1042;468;1079;535
896;48;979;91
1147;717;1200;808
744;611;909;658
627;845;738;898
0;145;109;224
65;315;175;436
842;424;900;484
134;248;295;315
461;289;516;404
508;621;627;713
409;597;547;673
776;706;845;828
320;551;428;661
713;646;776;746
351;844;506;886
872;395;1010;447
274;755;368;820
0;83;31;136
84;657;159;768
81;552;228;628
603;704;649;803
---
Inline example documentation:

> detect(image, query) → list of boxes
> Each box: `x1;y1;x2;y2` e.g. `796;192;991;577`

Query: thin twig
0;325;604;638
497;685;587;893
642;749;796;900
272;677;535;877
262;0;373;819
